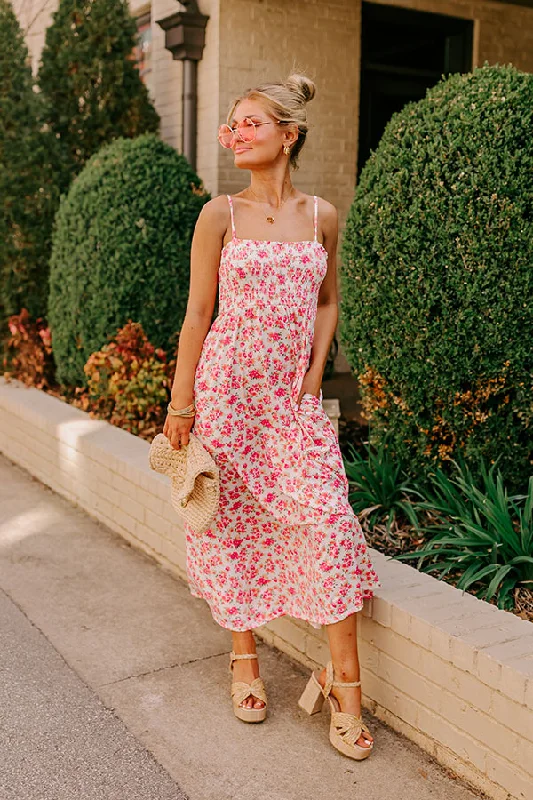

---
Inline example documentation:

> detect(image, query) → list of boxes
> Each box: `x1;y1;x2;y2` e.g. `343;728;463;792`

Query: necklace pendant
266;216;275;224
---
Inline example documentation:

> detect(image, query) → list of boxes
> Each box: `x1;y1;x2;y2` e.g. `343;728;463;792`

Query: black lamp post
156;1;209;170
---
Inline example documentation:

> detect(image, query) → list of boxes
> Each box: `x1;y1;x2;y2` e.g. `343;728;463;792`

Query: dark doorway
357;3;473;178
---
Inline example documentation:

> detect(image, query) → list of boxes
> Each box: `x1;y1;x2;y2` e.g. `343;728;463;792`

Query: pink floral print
184;195;381;631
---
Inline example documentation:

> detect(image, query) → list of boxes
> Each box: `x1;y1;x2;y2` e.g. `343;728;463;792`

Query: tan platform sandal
229;651;268;723
298;660;374;760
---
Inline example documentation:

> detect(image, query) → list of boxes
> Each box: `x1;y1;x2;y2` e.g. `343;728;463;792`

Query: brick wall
2;377;532;800
12;0;56;76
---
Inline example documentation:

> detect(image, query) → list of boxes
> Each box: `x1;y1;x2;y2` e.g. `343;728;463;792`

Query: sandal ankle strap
332;679;361;687
230;651;258;661
323;661;361;696
229;651;258;672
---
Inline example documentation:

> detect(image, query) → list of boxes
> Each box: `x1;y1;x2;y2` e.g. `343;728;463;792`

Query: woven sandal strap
230;651;258;661
231;678;267;707
323;661;361;694
323;660;334;698
331;679;361;687
332;711;370;732
229;651;258;673
331;710;371;747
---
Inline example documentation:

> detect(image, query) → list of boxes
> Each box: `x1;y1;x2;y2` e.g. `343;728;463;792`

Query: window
135;11;154;98
358;3;473;177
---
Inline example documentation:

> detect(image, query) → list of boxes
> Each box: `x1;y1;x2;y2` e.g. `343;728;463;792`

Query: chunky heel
299;661;374;759
298;671;325;715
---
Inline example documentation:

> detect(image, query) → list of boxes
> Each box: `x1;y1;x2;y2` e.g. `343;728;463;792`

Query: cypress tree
0;0;58;340
37;0;160;196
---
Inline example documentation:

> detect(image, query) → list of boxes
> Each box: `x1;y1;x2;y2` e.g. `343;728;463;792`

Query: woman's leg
319;612;373;747
231;630;266;709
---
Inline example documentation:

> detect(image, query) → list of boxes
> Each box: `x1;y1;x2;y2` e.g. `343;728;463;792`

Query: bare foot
231;657;266;710
317;668;373;748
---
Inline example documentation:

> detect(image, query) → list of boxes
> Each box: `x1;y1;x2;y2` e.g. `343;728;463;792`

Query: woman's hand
297;369;323;407
162;400;195;450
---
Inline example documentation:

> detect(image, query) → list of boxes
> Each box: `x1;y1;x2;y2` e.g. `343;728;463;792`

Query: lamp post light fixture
156;1;209;170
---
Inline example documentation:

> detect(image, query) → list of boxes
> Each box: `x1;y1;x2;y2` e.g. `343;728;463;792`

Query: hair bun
286;73;316;104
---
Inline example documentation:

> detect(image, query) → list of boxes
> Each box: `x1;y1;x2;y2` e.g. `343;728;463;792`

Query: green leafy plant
343;436;421;536
2;308;55;390
393;457;533;610
75;321;174;439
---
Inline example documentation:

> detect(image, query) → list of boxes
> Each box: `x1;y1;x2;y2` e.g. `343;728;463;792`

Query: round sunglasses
218;117;282;148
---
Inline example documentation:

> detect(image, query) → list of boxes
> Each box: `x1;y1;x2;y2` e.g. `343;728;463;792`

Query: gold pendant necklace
248;187;293;224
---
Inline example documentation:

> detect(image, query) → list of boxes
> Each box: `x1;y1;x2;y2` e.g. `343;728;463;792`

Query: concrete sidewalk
0;453;484;800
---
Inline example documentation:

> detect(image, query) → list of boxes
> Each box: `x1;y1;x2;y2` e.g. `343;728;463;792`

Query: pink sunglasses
218;117;282;148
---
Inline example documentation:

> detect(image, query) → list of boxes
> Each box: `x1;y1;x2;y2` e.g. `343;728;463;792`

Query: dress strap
313;195;318;242
227;194;237;241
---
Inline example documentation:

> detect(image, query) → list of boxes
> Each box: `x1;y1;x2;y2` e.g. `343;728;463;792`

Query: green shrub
339;63;533;493
0;0;58;339
48;133;210;387
37;0;160;198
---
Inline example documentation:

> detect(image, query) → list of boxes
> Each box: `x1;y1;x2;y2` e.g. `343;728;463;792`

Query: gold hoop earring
283;145;291;155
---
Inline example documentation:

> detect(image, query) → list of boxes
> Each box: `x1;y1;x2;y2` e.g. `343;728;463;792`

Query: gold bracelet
167;401;196;417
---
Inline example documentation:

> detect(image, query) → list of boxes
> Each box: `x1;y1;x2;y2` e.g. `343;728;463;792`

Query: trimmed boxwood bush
339;63;533;493
48;133;210;387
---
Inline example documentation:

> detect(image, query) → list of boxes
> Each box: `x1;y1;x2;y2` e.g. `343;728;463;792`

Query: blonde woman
163;73;381;760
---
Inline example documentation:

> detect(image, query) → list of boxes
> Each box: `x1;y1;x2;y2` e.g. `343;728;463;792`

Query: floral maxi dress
185;194;381;631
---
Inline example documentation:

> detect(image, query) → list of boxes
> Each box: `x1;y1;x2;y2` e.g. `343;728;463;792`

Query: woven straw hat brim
148;432;220;534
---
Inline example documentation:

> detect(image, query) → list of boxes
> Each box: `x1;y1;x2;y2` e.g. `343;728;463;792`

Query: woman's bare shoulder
314;194;337;217
193;195;232;241
198;194;231;220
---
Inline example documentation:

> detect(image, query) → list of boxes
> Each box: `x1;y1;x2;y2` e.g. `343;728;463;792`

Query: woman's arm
164;195;228;448
301;199;339;400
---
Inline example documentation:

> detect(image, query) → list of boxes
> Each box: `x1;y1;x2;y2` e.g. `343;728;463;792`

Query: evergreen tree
37;0;160;196
0;0;58;341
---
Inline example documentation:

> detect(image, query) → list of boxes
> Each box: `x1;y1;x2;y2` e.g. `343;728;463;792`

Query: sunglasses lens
239;119;256;142
218;125;233;148
218;119;257;147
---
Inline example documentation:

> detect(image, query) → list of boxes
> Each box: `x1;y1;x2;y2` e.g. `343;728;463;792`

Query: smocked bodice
218;238;328;318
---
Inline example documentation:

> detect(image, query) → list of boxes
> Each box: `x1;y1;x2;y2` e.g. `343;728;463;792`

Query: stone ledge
1;376;531;800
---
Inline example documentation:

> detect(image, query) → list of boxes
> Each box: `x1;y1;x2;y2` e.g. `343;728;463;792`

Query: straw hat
148;432;219;534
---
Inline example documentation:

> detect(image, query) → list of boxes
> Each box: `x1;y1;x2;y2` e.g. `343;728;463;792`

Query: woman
163;73;381;760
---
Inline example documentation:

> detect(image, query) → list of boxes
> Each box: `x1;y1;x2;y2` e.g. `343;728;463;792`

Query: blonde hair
227;72;316;171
